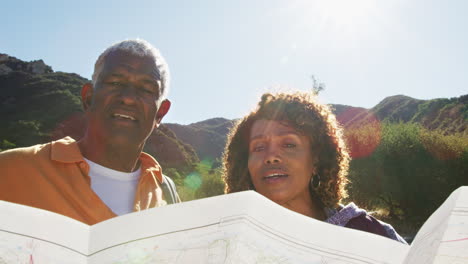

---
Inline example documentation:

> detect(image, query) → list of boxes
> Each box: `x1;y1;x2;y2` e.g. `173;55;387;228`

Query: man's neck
78;136;144;173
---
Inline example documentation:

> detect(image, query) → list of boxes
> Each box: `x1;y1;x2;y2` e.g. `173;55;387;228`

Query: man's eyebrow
141;79;159;85
106;73;158;83
107;73;125;78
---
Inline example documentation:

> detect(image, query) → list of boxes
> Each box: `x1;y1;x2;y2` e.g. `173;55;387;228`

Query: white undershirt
84;158;141;216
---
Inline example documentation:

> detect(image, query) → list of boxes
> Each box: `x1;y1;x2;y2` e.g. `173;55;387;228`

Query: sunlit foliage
346;122;468;235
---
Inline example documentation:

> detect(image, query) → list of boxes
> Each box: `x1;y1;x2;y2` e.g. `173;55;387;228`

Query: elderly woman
222;91;406;243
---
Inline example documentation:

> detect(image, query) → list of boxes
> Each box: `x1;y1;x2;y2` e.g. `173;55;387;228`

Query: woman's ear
314;155;320;171
81;83;93;110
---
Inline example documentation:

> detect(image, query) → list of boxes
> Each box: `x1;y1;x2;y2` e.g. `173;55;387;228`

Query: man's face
247;119;316;207
84;51;167;148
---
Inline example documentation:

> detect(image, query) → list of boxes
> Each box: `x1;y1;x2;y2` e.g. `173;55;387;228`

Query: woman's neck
281;195;326;221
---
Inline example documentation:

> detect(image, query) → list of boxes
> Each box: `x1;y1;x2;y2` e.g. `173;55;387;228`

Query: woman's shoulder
326;203;408;244
345;213;390;238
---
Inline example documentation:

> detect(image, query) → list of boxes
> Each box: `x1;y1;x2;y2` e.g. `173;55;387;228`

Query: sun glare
275;0;386;56
315;0;378;28
286;0;381;36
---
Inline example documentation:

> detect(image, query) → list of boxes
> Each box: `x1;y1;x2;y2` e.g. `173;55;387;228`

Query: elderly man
0;39;180;225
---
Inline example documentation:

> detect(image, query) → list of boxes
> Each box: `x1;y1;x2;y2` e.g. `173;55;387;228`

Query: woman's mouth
264;173;288;179
263;173;289;183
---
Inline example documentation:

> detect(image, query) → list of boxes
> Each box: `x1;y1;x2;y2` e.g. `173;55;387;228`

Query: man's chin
105;134;145;148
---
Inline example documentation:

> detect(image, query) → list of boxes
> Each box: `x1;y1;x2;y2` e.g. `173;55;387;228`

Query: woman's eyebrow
250;130;300;141
250;134;266;141
278;130;301;137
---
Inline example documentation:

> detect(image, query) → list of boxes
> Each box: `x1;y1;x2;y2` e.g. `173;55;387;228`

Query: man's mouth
112;113;137;121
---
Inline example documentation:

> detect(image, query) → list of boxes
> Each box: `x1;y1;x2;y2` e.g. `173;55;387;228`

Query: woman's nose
264;146;281;164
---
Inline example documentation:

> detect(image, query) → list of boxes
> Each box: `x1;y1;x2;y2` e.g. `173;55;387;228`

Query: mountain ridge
1;53;466;172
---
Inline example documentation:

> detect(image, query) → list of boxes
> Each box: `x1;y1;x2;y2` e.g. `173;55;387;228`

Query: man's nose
118;86;137;105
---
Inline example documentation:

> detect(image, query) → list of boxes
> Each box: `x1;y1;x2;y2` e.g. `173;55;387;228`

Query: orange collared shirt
0;137;167;225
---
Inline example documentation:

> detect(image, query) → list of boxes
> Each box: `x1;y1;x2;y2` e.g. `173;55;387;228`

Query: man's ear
154;99;171;128
81;83;94;110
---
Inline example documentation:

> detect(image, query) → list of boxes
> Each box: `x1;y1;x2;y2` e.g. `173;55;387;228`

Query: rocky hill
0;54;52;75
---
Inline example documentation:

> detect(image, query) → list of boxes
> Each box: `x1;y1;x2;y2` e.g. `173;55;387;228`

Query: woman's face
247;119;316;207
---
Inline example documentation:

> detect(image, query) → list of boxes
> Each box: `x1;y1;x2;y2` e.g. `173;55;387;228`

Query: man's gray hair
92;39;170;99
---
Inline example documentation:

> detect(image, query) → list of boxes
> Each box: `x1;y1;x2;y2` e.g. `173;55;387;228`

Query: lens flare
201;158;214;167
339;109;382;159
184;172;202;190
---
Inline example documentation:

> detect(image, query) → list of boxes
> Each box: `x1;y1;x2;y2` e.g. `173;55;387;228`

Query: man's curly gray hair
92;39;170;99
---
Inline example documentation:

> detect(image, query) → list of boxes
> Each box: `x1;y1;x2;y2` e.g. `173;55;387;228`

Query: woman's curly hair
222;91;350;208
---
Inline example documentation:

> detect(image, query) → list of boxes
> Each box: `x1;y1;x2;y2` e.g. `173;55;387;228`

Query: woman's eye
284;143;296;148
252;145;265;152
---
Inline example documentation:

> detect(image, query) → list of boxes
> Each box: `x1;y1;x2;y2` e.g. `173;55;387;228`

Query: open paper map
1;187;467;263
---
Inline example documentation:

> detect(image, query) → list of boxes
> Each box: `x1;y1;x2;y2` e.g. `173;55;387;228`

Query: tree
311;75;325;95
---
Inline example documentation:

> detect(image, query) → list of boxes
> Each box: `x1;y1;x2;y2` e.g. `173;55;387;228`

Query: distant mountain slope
410;95;467;133
0;54;198;174
333;104;368;127
165;118;236;161
170;95;466;161
335;94;467;134
144;125;199;174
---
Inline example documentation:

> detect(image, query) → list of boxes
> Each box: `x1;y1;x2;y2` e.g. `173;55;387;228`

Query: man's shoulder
0;142;50;160
0;137;76;162
0;142;53;175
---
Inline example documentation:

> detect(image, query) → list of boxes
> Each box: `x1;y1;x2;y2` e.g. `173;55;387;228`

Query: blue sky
2;0;467;124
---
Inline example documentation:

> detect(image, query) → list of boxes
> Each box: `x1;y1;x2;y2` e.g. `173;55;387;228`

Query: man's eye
109;81;123;86
284;143;296;148
141;87;154;94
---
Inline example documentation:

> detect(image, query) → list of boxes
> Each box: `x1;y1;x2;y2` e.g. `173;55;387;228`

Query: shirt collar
140;152;164;183
50;136;163;183
50;136;84;163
